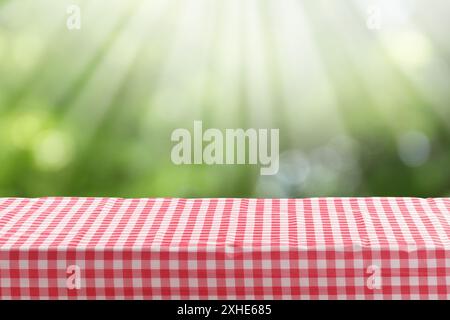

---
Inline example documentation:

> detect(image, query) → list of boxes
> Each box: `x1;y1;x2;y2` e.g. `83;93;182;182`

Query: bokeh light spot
397;130;431;167
33;130;74;171
384;30;433;70
8;112;45;149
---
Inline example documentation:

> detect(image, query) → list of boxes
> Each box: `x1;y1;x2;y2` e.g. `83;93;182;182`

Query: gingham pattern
0;197;450;300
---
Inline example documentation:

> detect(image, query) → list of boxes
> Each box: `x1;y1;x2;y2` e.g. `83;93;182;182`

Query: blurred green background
0;0;449;198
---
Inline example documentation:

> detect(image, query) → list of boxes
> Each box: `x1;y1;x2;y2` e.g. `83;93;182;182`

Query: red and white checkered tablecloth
0;197;449;300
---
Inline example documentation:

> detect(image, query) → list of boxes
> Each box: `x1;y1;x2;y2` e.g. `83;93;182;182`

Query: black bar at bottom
0;300;445;319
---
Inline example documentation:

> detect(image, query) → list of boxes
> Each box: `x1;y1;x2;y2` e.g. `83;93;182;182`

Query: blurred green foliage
0;0;449;198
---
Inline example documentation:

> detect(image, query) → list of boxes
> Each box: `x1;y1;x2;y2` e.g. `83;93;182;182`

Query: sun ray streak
241;0;274;128
268;0;346;145
1;0;92;111
209;0;243;127
61;0;160;138
144;0;217;127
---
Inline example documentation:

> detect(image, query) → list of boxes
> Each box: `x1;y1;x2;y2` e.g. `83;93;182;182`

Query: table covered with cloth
0;197;449;299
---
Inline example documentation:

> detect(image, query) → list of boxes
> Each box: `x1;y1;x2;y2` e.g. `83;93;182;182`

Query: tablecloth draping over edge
0;197;449;300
